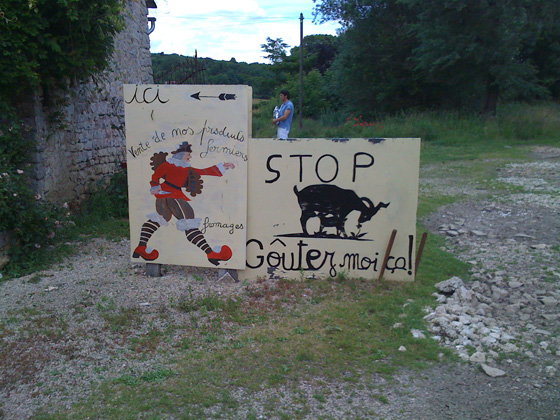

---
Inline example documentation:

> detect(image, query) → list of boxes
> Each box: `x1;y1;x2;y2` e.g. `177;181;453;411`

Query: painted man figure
132;141;235;266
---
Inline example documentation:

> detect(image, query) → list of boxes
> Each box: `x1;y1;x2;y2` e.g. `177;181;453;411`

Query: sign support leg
378;229;397;281
146;263;162;277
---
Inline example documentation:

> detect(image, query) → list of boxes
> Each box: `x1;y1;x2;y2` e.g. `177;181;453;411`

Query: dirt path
0;146;558;419
403;145;560;419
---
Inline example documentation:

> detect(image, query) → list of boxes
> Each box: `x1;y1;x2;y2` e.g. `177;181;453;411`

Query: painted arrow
191;92;236;101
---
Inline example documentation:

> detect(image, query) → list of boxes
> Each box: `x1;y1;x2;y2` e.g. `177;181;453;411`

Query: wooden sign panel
123;85;251;269
239;138;421;281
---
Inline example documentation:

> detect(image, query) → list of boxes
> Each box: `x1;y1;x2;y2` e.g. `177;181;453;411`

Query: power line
150;14;303;31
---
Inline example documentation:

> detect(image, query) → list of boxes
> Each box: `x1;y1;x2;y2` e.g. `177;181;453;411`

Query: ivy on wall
0;0;124;99
0;0;126;267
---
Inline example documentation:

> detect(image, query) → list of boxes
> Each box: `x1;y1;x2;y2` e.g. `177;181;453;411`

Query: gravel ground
0;146;558;419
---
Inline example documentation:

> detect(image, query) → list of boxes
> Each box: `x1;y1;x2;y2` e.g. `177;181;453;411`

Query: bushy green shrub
81;164;129;220
0;106;62;261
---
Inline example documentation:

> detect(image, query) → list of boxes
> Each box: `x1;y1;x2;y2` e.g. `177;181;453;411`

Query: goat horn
361;197;374;209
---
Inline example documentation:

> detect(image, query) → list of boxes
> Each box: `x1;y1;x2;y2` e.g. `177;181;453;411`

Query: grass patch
96;297;142;333
40;232;463;418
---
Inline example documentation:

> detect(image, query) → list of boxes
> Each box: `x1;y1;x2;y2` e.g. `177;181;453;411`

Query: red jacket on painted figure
150;161;224;200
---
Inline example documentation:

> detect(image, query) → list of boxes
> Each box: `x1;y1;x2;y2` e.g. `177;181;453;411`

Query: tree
315;0;441;115
404;0;553;115
314;0;560;115
283;35;339;75
283;69;330;118
261;37;289;64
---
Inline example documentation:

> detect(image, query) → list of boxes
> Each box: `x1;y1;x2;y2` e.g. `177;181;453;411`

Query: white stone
544;366;556;377
456;286;474;303
471;231;487;237
411;329;426;339
435;276;465;295
481;364;506;377
491;286;508;300
501;343;519;353
470;352;486;363
481;336;497;346
534;329;552;336
398;346;407;352
539;296;558;306
500;333;514;342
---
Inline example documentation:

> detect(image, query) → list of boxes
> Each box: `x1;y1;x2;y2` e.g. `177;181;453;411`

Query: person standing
272;90;294;139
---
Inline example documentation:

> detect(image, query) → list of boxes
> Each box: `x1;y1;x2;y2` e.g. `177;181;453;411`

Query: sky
148;0;341;64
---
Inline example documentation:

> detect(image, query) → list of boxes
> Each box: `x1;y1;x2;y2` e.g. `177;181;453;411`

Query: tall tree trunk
481;78;499;118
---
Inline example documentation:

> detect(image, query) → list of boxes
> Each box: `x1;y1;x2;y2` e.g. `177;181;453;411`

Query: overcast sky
148;0;340;63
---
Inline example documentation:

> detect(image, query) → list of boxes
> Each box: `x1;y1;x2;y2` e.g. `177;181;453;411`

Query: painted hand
223;162;235;170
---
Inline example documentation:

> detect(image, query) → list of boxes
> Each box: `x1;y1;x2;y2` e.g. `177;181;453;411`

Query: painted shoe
207;245;232;266
132;245;159;261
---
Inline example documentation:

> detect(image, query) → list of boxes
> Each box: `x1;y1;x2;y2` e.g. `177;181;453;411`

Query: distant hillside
151;53;279;98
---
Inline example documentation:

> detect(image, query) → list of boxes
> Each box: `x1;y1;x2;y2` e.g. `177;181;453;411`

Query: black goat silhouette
293;184;390;237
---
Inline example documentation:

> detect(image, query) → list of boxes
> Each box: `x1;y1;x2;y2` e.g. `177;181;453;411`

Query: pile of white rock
424;277;517;354
422;276;559;378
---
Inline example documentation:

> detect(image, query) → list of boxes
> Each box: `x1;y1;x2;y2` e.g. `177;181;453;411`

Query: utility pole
299;13;304;129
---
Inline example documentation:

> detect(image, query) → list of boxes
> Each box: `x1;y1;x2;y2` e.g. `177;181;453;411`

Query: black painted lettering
315;154;339;183
246;239;264;269
266;154;282;183
267;251;282;268
353;152;374;182
289;154;312;183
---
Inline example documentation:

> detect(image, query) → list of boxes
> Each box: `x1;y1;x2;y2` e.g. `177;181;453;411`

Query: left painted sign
123;84;251;269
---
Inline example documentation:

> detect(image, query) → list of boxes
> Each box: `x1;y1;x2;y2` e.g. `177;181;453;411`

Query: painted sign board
239;138;421;282
123;84;251;269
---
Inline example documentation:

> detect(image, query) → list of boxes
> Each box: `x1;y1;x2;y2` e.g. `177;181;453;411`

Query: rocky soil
0;145;558;419
403;145;560;419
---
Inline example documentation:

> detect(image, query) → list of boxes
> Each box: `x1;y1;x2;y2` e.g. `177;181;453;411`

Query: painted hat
172;141;193;154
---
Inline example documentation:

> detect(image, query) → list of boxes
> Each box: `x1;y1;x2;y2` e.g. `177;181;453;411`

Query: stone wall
27;0;154;203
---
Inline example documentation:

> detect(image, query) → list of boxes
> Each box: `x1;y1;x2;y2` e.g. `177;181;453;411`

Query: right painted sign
240;138;421;281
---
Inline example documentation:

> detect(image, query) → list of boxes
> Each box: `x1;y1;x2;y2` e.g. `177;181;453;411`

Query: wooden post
378;229;397;281
299;13;304;129
414;232;428;277
146;263;162;277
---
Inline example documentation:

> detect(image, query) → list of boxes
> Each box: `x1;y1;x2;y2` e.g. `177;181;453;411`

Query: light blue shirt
277;100;294;130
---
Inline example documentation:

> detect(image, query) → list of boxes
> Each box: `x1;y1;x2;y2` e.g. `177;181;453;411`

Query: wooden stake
146;263;162;277
414;232;428;277
378;229;397;281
